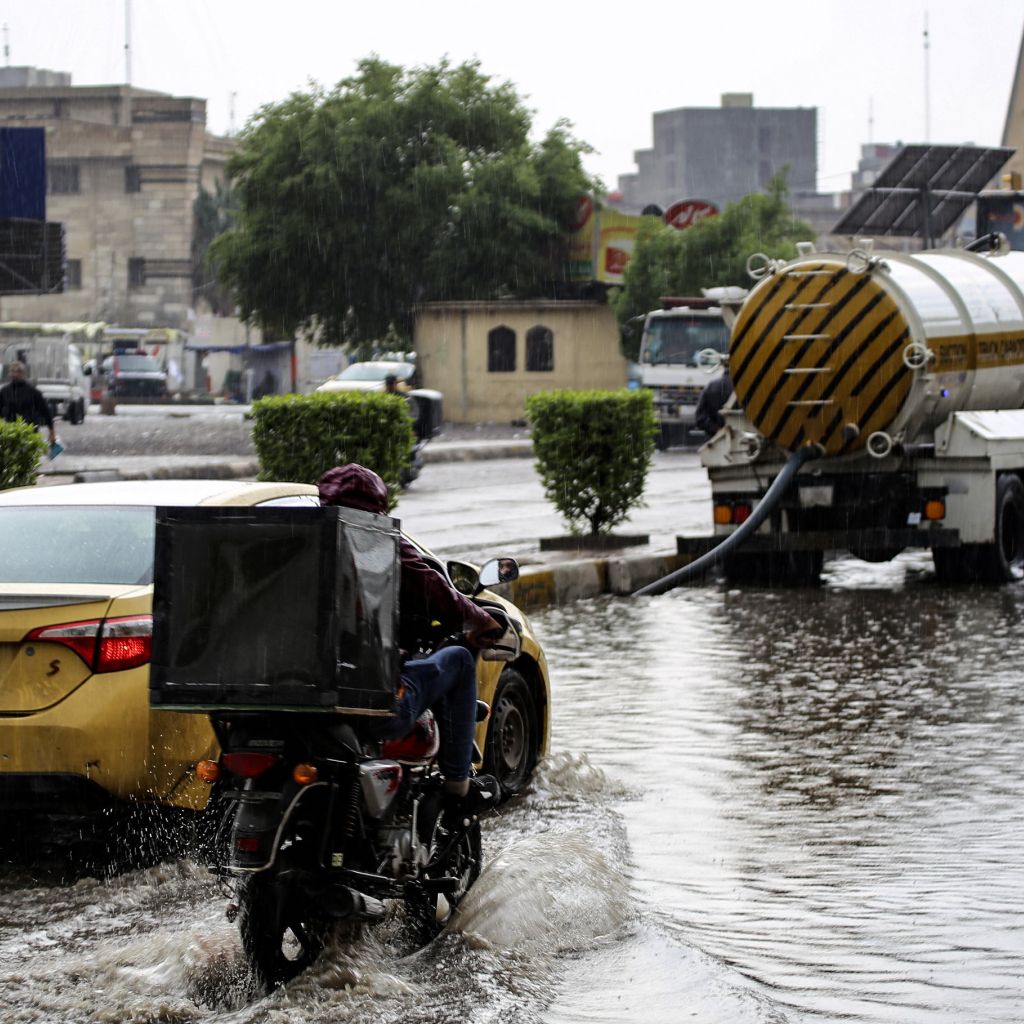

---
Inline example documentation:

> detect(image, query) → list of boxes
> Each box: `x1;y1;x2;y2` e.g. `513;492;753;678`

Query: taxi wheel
483;668;538;799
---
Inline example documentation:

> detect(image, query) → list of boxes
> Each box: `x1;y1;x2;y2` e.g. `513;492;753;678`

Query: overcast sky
6;0;1024;194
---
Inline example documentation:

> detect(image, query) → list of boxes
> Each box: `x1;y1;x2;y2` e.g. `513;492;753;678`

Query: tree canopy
613;175;815;359
210;57;599;346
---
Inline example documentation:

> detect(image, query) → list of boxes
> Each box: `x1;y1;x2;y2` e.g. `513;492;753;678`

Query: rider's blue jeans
379;646;478;781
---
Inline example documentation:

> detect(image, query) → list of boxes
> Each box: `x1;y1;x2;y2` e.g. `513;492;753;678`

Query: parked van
0;324;93;424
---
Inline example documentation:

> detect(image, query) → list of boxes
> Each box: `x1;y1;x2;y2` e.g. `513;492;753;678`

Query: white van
0;332;89;424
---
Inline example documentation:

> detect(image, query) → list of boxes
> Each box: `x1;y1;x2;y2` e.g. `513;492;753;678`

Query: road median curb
494;551;688;610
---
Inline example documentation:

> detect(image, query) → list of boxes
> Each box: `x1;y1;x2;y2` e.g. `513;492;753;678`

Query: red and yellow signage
567;196;719;285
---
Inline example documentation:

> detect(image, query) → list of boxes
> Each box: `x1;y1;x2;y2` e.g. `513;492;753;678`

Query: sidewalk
37;437;697;609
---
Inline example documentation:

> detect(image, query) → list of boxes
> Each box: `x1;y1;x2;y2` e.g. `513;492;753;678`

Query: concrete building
414;300;627;423
617;93;818;215
0;67;233;331
1003;28;1024;185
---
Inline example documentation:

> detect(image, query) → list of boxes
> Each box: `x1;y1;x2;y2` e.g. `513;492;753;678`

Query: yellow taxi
0;480;548;851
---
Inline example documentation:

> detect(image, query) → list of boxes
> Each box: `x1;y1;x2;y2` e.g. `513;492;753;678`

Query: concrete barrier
494;551;689;611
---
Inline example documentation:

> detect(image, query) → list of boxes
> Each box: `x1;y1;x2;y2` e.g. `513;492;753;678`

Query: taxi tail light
24;614;152;673
222;752;282;778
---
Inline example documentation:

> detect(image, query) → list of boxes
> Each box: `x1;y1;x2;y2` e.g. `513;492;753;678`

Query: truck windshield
111;355;162;372
642;317;729;365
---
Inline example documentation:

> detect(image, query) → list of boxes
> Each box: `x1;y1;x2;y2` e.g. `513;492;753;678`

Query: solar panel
833;144;1014;244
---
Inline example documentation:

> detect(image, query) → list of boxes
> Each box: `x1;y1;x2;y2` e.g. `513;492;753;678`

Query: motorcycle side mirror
478;557;519;590
448;557;520;596
446;560;480;597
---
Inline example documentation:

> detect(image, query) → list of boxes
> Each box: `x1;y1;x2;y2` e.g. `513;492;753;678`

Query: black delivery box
150;505;399;713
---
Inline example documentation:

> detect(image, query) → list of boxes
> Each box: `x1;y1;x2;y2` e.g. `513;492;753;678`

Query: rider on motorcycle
317;463;502;820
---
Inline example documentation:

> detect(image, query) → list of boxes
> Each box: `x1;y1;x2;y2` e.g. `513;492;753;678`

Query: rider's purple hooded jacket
318;464;495;645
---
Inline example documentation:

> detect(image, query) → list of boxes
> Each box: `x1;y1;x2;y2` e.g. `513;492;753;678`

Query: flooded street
3;554;1024;1022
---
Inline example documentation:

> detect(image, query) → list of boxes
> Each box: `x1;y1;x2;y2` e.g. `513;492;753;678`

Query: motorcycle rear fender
228;779;332;873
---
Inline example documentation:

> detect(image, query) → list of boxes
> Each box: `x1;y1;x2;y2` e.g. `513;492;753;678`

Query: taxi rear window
0;506;155;585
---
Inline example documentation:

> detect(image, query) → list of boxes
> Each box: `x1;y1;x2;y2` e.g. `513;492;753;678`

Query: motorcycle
197;558;521;990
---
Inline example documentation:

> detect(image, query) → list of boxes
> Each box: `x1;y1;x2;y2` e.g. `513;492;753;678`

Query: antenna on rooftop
3;24;9;66
229;91;237;135
124;0;132;85
868;96;874;144
923;11;931;140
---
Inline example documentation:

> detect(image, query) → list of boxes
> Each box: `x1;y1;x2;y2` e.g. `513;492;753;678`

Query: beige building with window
0;67;232;330
414;300;628;423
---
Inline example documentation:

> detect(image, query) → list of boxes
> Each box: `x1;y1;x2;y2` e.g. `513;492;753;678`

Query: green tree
613;175;814;359
192;179;238;315
210;57;599;346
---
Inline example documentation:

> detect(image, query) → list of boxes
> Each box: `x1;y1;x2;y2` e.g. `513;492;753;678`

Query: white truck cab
637;288;744;449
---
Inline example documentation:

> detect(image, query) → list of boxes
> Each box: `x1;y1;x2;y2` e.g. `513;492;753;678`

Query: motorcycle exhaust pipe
323;885;387;922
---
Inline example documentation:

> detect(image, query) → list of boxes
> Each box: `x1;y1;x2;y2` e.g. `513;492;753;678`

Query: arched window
526;325;554;372
488;325;516;372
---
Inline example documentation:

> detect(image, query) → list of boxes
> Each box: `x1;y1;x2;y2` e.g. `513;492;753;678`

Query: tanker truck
668;239;1024;587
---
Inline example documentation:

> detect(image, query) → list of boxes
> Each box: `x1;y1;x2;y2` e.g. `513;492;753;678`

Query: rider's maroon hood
318;464;388;513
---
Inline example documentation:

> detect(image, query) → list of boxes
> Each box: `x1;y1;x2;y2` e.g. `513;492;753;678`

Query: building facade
617;93;818;215
0;67;233;330
414;300;627;423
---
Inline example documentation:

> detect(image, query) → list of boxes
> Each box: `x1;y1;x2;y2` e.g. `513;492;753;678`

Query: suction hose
632;445;822;597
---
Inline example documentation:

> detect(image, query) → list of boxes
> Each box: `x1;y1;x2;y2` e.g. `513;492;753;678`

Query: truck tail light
24;614;152;673
714;502;753;525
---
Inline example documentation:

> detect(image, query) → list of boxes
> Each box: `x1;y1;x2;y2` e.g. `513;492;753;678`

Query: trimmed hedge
251;392;415;505
526;389;657;536
0;419;47;490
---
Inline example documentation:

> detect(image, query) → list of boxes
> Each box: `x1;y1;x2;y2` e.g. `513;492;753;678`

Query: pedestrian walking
0;361;57;445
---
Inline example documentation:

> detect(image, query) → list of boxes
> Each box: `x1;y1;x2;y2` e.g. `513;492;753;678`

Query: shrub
0;419;47;490
526;389;657;535
251;392;414;505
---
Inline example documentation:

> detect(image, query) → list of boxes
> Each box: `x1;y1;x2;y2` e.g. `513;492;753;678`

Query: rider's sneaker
442;774;500;826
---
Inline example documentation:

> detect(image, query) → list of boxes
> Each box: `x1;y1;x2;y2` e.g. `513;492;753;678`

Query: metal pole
124;0;131;86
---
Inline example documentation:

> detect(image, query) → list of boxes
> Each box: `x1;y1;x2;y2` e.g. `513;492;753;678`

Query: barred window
526;325;554;372
487;326;516;373
127;257;145;288
65;259;82;291
48;162;80;194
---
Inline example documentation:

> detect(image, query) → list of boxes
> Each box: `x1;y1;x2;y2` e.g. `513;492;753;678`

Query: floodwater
2;552;1024;1022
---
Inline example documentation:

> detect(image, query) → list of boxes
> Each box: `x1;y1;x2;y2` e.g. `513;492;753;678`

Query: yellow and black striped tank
729;248;1024;456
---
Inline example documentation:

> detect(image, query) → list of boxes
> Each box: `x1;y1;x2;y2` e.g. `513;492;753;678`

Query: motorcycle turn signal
195;759;221;784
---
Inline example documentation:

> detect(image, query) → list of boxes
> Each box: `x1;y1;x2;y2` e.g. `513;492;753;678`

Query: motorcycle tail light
195;759;221;784
221;752;281;778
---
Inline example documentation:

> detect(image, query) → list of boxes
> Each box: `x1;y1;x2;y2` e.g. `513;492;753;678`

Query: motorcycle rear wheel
237;873;331;990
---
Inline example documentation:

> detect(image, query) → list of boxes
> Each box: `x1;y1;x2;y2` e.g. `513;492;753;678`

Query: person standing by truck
0;361;57;445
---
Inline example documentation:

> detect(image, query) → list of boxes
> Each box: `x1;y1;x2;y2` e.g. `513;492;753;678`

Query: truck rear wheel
934;474;1024;584
980;474;1024;583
